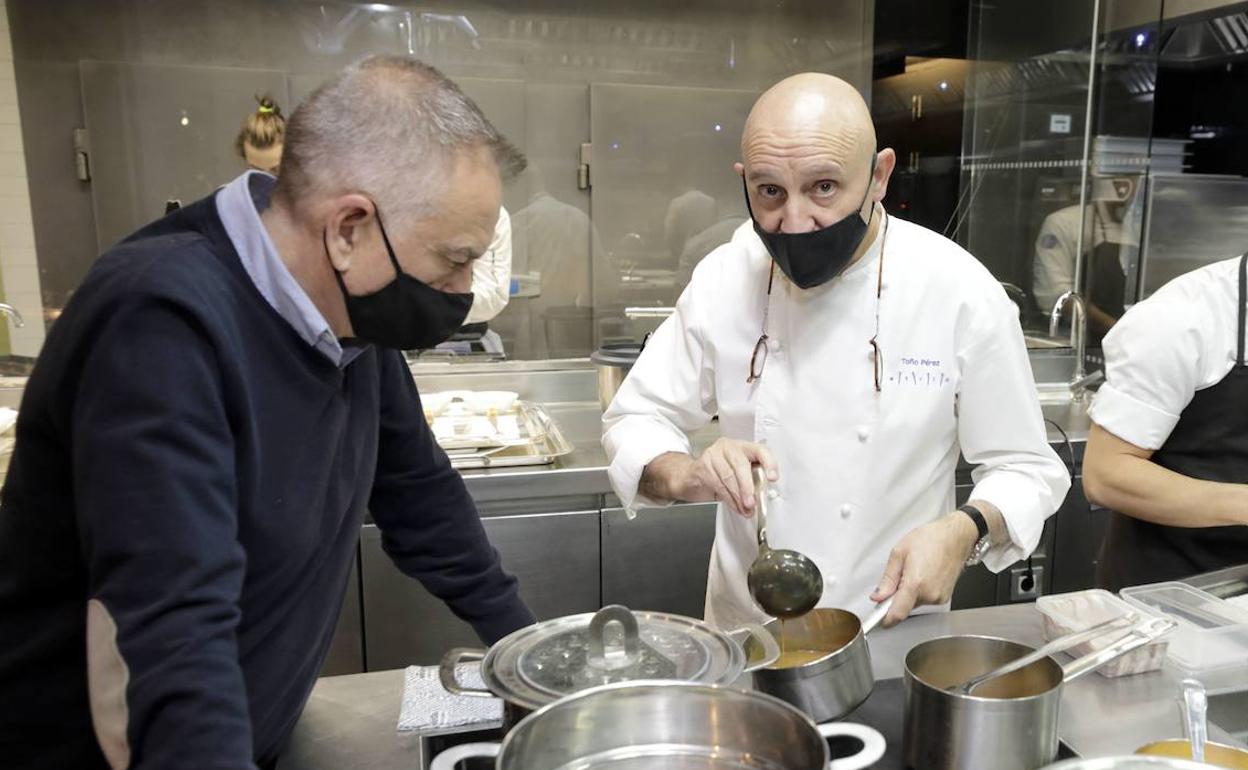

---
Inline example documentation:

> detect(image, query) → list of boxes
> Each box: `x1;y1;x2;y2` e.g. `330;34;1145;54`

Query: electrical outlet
1010;564;1044;601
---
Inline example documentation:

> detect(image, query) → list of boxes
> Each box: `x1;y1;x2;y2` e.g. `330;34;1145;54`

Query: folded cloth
397;663;503;737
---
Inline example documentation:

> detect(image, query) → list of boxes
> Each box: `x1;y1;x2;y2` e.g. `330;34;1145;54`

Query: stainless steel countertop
460;399;1092;504
279;602;1246;769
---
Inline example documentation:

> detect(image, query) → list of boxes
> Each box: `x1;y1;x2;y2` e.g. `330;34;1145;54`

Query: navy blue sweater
0;195;534;769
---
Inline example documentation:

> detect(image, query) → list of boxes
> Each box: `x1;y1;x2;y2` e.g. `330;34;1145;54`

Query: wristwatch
959;503;991;566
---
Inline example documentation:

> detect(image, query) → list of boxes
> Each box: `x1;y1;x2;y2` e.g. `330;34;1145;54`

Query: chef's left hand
869;511;979;627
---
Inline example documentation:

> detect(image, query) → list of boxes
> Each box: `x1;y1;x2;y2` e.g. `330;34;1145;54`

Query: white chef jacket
1089;256;1246;450
465;206;512;324
603;211;1070;630
1032;204;1124;313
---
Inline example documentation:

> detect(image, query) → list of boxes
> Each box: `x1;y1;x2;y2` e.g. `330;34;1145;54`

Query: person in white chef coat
603;73;1070;630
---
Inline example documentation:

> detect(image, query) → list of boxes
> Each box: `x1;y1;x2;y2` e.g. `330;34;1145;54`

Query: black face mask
326;207;473;351
743;159;877;289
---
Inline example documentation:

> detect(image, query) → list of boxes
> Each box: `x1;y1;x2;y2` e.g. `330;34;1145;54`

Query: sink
1209;689;1248;744
1036;383;1076;405
1025;334;1071;350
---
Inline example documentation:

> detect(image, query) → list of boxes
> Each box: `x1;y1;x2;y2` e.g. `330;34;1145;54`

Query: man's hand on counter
640;439;777;515
870;510;981;627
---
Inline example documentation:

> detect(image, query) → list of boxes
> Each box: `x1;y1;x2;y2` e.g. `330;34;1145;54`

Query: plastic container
1120;581;1248;675
1035;589;1169;677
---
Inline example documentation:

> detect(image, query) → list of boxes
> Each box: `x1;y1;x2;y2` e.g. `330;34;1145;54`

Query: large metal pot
439;605;778;728
428;680;888;770
590;342;641;410
745;600;893;723
903;618;1175;770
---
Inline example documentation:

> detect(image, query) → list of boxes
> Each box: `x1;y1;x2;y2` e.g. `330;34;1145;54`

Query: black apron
1085;215;1126;345
1097;253;1248;591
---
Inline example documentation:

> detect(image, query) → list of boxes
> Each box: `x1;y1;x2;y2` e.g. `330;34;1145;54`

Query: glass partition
954;0;1164;349
0;0;873;363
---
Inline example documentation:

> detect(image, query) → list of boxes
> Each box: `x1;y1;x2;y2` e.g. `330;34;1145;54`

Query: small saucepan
904;617;1177;770
744;599;893;723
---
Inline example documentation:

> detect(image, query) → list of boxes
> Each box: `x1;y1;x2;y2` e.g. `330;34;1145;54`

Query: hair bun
255;93;280;116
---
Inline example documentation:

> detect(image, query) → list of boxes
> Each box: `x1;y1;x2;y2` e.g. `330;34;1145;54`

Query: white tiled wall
0;1;44;356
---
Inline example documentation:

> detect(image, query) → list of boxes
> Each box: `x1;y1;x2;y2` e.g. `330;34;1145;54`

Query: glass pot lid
479;605;748;710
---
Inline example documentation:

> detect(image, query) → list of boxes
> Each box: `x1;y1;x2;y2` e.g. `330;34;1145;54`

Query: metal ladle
746;466;824;618
1181;677;1208;764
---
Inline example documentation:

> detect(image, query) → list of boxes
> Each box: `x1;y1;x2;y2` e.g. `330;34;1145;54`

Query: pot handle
429;742;501;770
860;597;894;636
730;623;782;672
818;722;887;770
588;604;641;670
439;648;495;698
1060;617;1177;683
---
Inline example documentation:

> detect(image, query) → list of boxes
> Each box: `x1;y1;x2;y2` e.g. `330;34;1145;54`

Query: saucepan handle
429;742;501;770
730;623;781;672
818;722;887;770
439;648;494;698
1060;617;1177;683
860;597;894;636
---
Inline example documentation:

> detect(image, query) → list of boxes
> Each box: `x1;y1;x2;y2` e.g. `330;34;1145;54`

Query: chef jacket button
840;503;853;519
825;575;838;588
856;425;870;442
767;487;780;501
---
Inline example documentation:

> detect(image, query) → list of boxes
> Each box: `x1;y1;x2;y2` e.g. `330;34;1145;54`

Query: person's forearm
639;451;702;503
1085;450;1248;528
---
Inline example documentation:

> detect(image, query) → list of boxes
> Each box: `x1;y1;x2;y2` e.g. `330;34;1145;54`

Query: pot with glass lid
439;604;779;727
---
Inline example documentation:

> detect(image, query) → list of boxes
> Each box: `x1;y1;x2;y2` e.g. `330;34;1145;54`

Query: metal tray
444;402;573;470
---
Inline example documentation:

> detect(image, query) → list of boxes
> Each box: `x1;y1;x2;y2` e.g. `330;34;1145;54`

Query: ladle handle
1060;617;1177;683
954;612;1138;694
1181;677;1208;763
752;466;769;549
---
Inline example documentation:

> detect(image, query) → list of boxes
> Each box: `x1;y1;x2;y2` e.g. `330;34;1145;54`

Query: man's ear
324;194;376;273
871;148;898;203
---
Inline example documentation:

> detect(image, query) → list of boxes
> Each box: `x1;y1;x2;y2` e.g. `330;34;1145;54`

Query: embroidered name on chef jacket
892;356;952;389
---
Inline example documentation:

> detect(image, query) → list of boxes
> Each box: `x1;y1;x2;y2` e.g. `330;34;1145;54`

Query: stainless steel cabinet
359;510;601;670
1049;480;1108;594
601;503;717;619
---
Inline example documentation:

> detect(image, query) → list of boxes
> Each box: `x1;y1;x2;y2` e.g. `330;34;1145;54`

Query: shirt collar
216;171;362;368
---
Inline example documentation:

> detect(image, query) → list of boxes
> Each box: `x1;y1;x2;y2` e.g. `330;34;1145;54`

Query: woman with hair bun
235;94;285;174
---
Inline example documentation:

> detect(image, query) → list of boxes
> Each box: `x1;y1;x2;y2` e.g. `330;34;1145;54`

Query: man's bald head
736;73;892;235
742;73;876;170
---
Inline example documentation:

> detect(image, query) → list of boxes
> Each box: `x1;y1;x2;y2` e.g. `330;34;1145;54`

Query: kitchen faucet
1049;291;1102;401
0;303;23;329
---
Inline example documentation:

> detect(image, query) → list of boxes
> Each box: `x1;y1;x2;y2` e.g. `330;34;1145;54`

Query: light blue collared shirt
215;171;363;368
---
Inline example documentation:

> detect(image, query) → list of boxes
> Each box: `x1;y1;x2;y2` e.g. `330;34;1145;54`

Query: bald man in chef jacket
603;73;1070;630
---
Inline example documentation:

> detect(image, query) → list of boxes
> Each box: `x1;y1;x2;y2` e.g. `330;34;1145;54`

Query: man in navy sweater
0;56;535;769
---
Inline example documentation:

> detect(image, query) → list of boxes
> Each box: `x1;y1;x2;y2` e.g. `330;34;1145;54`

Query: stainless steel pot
589;342;640;411
428;681;888;770
439;605;778;727
903;617;1176;770
745;600;893;723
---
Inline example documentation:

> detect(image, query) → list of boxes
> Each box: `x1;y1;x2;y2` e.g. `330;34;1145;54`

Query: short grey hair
275;56;521;227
